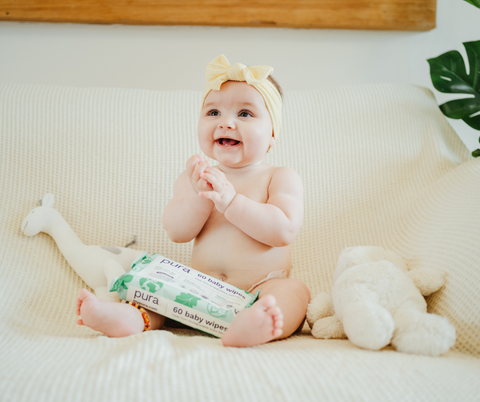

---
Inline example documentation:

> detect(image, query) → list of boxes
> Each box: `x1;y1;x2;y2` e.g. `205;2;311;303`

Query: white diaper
247;270;289;293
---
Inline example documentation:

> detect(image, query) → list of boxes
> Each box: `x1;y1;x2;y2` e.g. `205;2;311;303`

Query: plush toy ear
40;193;55;208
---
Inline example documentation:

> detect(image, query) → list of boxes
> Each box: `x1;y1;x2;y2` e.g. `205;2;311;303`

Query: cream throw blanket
1;82;479;402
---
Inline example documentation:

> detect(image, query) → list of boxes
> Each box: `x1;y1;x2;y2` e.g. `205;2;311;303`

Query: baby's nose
218;118;235;130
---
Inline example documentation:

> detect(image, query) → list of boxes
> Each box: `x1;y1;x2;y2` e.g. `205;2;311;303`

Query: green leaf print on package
131;254;154;273
174;292;202;308
139;277;163;293
207;304;228;318
110;274;133;292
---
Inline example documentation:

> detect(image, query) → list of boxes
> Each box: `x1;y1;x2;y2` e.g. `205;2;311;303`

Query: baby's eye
239;110;253;118
207;109;220;116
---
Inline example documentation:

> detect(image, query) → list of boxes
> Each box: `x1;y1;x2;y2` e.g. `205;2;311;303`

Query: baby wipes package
109;252;259;337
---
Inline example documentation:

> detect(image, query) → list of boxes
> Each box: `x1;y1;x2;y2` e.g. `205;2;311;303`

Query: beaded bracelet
125;301;151;332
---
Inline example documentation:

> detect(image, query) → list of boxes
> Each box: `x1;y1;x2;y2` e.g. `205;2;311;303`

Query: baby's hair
267;75;283;99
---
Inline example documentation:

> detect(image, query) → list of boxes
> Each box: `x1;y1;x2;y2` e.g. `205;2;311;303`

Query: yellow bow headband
201;54;282;139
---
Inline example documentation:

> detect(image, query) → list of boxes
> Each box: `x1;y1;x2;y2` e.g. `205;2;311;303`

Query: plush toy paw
407;268;446;296
391;309;456;356
342;301;395;351
306;292;334;328
21;194;57;236
311;316;346;339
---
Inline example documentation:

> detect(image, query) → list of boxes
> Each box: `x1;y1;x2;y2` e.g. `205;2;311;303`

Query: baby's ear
269;136;276;149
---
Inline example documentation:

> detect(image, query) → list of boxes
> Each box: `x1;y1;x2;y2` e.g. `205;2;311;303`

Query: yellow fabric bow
201;54;282;140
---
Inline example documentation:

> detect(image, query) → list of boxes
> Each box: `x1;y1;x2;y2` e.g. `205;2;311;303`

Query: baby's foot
76;289;144;337
21;194;57;236
221;295;284;347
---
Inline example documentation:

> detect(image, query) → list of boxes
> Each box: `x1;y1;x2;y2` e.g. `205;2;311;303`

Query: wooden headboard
0;0;436;31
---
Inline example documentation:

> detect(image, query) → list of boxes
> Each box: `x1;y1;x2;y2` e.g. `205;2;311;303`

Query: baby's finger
198;191;220;202
193;160;209;181
204;166;226;180
202;168;226;183
186;154;202;168
198;178;213;191
186;154;203;175
201;172;225;192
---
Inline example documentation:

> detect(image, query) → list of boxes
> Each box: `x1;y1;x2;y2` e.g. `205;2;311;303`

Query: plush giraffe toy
21;194;145;302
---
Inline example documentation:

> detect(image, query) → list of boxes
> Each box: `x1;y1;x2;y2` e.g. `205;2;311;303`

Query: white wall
1;0;479;151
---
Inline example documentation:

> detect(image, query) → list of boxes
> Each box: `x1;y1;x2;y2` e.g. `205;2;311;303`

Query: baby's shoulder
268;165;302;182
266;166;303;197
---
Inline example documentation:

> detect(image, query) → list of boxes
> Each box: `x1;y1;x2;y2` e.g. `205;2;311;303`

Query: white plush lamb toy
307;246;456;356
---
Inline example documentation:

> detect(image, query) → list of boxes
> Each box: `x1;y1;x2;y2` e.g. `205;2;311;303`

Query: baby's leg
76;289;165;337
221;278;311;347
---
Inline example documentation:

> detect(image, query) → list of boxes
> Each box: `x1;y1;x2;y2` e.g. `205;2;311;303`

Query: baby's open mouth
216;138;242;147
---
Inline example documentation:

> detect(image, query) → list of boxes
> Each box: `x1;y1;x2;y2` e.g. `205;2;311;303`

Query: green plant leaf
174;292;201;308
473;136;480;158
464;0;480;9
428;40;480;130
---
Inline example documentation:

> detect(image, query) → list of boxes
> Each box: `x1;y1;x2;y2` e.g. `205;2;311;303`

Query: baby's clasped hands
187;154;237;214
199;166;236;214
186;154;212;193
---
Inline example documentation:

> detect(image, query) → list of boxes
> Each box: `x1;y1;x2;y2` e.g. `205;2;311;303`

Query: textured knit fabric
1;82;479;402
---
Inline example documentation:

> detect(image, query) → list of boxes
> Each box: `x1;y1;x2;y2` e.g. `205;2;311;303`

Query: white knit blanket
1;82;479;402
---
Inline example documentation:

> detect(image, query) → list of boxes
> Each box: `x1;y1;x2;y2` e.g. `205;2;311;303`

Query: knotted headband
201;54;282;140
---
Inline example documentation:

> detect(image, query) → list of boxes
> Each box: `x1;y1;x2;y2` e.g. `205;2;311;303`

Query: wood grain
0;0;436;31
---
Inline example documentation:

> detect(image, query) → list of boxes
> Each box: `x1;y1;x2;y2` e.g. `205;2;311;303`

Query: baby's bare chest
191;167;290;287
200;170;273;232
227;170;273;202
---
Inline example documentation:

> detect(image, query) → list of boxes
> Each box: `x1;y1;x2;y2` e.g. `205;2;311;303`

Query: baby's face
197;81;274;169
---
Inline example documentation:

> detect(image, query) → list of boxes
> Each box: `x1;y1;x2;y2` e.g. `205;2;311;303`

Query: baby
75;54;311;347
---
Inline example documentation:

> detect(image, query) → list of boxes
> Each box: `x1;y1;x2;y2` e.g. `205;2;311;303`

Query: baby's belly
191;225;292;291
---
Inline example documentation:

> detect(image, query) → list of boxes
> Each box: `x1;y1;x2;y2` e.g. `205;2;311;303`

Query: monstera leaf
428;40;480;157
428;41;480;130
464;0;480;8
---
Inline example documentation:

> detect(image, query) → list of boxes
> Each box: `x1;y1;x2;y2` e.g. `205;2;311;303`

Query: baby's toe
267;306;282;318
75;297;83;315
78;288;92;300
273;328;283;338
258;295;276;310
267;306;284;331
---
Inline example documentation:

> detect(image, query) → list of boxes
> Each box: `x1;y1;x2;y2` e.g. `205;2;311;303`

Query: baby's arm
162;155;214;243
200;167;303;247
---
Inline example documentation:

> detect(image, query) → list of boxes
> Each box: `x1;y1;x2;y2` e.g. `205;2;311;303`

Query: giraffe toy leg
22;194;145;300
